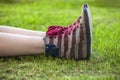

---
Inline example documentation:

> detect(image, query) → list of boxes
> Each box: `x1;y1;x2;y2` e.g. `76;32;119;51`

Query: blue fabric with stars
45;44;59;57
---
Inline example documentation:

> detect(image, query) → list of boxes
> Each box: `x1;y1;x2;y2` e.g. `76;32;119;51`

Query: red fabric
49;38;54;44
57;36;62;57
64;33;68;58
78;24;84;59
70;28;76;58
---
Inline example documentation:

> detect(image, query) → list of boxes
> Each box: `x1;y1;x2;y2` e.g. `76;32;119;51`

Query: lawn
0;0;120;80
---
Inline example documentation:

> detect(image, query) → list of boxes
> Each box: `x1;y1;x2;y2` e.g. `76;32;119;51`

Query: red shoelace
46;23;79;38
46;16;81;38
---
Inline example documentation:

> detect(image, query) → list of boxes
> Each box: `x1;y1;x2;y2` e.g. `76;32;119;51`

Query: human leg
0;32;45;57
0;3;92;60
0;25;45;37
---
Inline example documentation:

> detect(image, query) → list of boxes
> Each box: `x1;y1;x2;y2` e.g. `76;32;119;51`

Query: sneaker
44;3;92;60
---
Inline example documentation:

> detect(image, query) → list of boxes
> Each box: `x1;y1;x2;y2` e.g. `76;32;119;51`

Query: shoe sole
83;4;92;60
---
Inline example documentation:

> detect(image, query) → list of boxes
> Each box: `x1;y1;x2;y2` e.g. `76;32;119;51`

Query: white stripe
45;36;49;44
61;34;64;57
53;36;58;46
66;31;73;59
82;25;87;58
75;24;80;59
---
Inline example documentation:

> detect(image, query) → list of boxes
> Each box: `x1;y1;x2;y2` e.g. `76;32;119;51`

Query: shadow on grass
0;54;44;61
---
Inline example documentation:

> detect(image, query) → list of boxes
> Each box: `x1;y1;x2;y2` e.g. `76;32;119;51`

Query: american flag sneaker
44;3;92;60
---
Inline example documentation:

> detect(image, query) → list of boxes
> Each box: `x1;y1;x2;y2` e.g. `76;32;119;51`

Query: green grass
0;0;120;80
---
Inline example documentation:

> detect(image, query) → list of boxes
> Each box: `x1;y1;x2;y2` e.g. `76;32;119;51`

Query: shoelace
46;23;79;38
46;16;81;38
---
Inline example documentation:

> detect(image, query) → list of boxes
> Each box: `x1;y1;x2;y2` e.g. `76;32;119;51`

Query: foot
44;3;92;60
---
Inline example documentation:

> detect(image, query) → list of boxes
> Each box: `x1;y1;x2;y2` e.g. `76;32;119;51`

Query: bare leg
0;32;45;57
0;25;45;37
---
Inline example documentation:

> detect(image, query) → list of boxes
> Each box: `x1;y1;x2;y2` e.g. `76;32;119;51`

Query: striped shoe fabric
44;3;92;60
